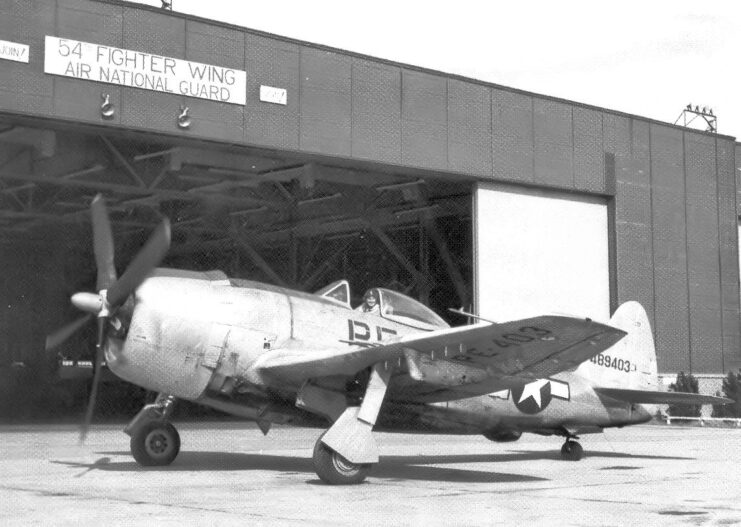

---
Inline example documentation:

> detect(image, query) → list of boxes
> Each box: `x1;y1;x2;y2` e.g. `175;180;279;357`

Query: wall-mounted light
177;105;191;129
100;93;114;119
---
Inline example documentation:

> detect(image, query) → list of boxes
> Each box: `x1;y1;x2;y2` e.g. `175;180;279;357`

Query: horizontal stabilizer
595;387;732;405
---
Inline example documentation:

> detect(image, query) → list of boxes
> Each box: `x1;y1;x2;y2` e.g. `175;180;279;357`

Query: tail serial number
590;354;635;373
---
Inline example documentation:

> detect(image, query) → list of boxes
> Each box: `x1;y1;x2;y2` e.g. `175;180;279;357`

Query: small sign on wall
0;39;30;63
260;85;287;105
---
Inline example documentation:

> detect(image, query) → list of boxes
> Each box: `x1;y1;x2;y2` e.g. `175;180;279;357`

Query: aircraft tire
312;434;370;485
130;420;181;466
560;440;584;461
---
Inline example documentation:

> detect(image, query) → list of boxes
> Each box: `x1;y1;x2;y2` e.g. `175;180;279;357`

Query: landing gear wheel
560;440;584;461
312;434;370;485
130;420;180;466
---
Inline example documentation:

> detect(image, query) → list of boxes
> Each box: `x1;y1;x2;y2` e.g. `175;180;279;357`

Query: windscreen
376;288;449;329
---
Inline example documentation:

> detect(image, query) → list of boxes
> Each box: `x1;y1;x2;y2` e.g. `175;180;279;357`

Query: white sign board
44;36;247;105
0;39;30;63
260;85;287;105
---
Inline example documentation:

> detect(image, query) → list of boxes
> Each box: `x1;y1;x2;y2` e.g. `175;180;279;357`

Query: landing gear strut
310;362;392;484
312;432;370;485
125;394;180;466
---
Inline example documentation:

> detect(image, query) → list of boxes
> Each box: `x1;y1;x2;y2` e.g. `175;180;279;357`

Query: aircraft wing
594;387;732;406
254;315;626;400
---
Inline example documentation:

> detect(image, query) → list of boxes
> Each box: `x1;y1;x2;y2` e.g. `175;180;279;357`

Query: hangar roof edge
54;1;739;142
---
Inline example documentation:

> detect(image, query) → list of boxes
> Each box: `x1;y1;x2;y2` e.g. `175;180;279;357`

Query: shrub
667;371;701;418
711;370;741;418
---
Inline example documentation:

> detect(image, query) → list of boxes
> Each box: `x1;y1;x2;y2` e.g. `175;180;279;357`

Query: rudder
575;301;658;390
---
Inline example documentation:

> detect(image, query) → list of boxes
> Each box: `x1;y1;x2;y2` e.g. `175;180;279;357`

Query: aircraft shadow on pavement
52;448;693;483
506;450;693;462
52;451;552;484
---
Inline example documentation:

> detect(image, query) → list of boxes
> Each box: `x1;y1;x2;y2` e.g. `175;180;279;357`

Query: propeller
92;194;116;291
46;194;171;441
79;319;106;442
45;314;92;351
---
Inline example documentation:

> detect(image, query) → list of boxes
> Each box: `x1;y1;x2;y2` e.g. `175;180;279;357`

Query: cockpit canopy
314;279;351;305
315;280;449;330
368;288;449;330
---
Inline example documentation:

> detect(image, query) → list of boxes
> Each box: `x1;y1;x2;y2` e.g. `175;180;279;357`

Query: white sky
131;0;740;139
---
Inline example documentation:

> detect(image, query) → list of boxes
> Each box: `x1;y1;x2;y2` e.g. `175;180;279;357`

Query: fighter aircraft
47;195;729;484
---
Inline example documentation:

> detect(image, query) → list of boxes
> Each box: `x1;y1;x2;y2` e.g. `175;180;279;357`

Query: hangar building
0;0;738;418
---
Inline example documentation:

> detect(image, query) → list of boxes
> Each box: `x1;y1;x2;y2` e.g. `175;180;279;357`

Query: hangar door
474;183;610;323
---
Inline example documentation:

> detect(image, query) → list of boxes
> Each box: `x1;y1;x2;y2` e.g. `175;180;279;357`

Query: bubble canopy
368;288;448;330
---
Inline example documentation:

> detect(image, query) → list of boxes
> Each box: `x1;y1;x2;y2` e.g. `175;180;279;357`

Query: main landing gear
125;394;181;467
303;362;392;485
312;432;371;485
130;420;181;466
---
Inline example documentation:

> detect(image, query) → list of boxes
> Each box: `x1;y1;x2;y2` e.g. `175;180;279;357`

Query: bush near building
711;370;741;418
667;371;701;418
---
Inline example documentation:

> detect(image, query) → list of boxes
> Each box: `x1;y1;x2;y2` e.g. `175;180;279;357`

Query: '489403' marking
590;353;635;373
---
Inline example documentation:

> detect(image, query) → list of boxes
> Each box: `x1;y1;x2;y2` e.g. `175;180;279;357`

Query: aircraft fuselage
105;270;647;437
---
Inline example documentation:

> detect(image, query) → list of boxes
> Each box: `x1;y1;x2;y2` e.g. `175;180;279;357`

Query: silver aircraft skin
48;196;729;484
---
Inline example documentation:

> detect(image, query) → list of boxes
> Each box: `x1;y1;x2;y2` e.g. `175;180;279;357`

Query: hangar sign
0;39;29;63
44;36;247;105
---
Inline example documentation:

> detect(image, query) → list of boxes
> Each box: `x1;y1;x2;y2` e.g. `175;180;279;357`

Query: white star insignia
518;379;549;408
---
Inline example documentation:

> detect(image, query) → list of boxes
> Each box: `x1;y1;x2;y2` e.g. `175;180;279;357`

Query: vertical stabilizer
576;301;658;390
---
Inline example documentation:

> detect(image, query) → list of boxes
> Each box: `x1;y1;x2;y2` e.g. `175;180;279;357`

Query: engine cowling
483;430;522;442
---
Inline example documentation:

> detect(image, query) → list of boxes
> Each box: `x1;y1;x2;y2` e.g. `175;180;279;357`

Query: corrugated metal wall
0;0;738;373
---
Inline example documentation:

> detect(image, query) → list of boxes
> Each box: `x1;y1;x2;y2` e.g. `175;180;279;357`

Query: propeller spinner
46;194;171;441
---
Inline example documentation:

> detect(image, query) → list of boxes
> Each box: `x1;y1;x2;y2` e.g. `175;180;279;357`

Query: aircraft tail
575;301;658;391
578;301;732;407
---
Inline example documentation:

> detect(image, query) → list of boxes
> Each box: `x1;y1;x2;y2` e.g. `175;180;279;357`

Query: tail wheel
312;434;370;485
131;421;180;466
560;440;584;461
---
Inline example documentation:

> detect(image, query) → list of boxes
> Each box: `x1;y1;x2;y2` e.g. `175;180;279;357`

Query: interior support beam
366;221;428;288
424;217;469;306
164;196;466;255
147;166;170;190
289;232;298;285
300;239;352;290
0;183;29;209
418;222;430;305
230;229;287;287
99;135;146;188
0;170;271;208
0;127;55;157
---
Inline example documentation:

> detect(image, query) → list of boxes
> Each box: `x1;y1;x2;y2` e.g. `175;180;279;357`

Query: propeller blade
45;314;92;351
80;318;106;443
91;194;117;291
106;219;170;307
